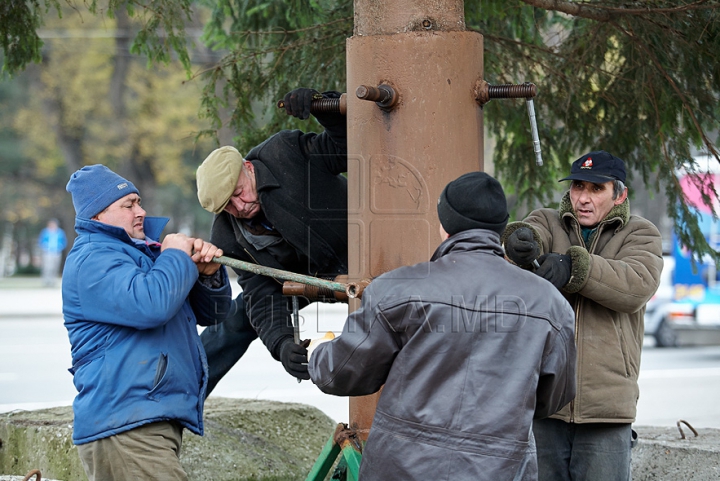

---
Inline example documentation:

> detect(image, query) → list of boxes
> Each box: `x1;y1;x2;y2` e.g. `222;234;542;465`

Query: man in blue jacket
62;164;232;480
38;218;67;287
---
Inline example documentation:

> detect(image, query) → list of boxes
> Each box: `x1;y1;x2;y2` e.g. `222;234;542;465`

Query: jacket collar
250;160;281;192
74;216;170;245
431;229;504;261
558;190;630;230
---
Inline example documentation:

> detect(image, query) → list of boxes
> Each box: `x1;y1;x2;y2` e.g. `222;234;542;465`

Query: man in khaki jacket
502;151;663;481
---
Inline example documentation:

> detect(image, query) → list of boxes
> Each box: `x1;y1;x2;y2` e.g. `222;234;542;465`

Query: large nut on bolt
356;84;398;111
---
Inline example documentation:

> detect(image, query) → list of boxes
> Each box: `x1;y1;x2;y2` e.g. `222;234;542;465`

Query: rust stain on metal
333;423;364;453
22;470;42;481
677;419;699;440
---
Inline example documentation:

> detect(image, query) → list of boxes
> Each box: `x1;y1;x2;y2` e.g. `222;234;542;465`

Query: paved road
1;277;719;429
0;277;350;422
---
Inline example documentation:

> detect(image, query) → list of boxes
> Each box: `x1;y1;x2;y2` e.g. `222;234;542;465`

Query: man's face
224;162;261;219
94;193;147;239
569;180;627;227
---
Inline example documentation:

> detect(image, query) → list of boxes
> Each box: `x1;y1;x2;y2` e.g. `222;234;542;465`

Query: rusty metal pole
346;0;484;439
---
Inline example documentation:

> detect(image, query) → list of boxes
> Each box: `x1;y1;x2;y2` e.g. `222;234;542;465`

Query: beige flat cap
196;146;244;214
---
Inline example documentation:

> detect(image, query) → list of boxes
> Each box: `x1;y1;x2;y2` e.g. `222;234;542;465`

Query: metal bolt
277;93;347;116
356;84;398;111
486;83;537;100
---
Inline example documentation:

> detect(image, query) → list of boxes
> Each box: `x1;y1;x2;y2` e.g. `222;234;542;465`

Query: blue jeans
533;418;633;481
200;293;257;396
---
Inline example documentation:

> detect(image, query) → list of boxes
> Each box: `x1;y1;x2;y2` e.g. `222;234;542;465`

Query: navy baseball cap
559;151;626;184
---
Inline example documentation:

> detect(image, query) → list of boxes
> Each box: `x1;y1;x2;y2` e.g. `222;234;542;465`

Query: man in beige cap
196;87;347;391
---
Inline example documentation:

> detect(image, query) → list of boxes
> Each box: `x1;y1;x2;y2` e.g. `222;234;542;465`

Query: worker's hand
307;332;335;359
282;88;321;120
191;238;224;276
161;233;195;256
504;227;540;268
535;253;572;289
279;338;310;380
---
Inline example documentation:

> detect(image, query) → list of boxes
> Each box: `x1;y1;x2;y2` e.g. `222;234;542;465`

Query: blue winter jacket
62;216;231;445
38;227;67;254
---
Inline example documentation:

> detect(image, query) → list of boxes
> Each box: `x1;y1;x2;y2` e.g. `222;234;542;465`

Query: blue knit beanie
66;164;139;219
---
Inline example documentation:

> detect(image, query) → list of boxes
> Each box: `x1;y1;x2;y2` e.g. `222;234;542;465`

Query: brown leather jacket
502;193;663;423
309;230;577;480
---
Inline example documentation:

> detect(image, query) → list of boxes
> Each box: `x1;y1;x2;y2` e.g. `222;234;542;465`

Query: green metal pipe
212;255;349;294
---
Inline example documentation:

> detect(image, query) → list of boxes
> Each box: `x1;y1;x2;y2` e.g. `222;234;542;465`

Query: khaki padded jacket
502;192;663;423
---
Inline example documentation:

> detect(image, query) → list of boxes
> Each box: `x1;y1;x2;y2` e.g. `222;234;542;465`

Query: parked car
656;299;720;346
645;254;720;347
644;256;677;347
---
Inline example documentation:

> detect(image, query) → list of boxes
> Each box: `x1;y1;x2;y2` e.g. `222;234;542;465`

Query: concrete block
633;425;720;480
0;406;81;481
1;397;336;481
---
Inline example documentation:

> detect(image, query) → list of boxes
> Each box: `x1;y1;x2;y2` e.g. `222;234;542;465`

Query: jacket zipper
568;215;614;422
569;219;590;423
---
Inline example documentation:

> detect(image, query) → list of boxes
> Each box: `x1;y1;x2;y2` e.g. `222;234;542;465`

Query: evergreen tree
2;0;720;257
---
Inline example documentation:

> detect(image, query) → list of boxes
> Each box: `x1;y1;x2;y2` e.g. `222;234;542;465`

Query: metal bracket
475;80;543;166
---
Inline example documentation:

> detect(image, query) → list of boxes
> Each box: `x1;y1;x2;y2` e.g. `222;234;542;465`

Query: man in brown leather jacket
308;172;577;480
503;151;663;481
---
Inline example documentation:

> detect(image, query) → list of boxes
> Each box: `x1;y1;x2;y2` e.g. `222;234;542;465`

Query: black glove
279;338;310;380
535;253;572;289
282;88;321;120
505;227;540;267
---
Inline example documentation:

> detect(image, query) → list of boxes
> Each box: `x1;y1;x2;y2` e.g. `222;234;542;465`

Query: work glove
307;332;336;359
535;253;572;289
279;338;310;380
504;227;541;268
282;88;321;120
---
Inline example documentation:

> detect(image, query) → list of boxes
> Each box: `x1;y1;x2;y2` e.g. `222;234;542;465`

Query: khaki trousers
77;421;187;481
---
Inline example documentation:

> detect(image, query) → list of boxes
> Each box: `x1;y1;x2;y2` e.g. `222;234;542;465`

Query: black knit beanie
437;171;509;236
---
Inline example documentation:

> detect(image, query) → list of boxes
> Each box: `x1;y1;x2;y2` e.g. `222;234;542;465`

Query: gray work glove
535;253;572;289
279;337;310;380
505;227;541;268
282;88;321;120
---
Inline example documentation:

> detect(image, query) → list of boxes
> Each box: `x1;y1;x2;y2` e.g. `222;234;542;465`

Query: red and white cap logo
581;158;593;169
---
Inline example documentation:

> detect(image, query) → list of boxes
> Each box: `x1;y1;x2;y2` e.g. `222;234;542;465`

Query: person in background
307;172;577;480
62;164;232;481
502;151;663;481
195;87;347;393
38;218;67;286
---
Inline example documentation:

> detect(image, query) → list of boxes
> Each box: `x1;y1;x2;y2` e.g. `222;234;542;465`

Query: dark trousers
533;418;633;481
200;293;257;396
